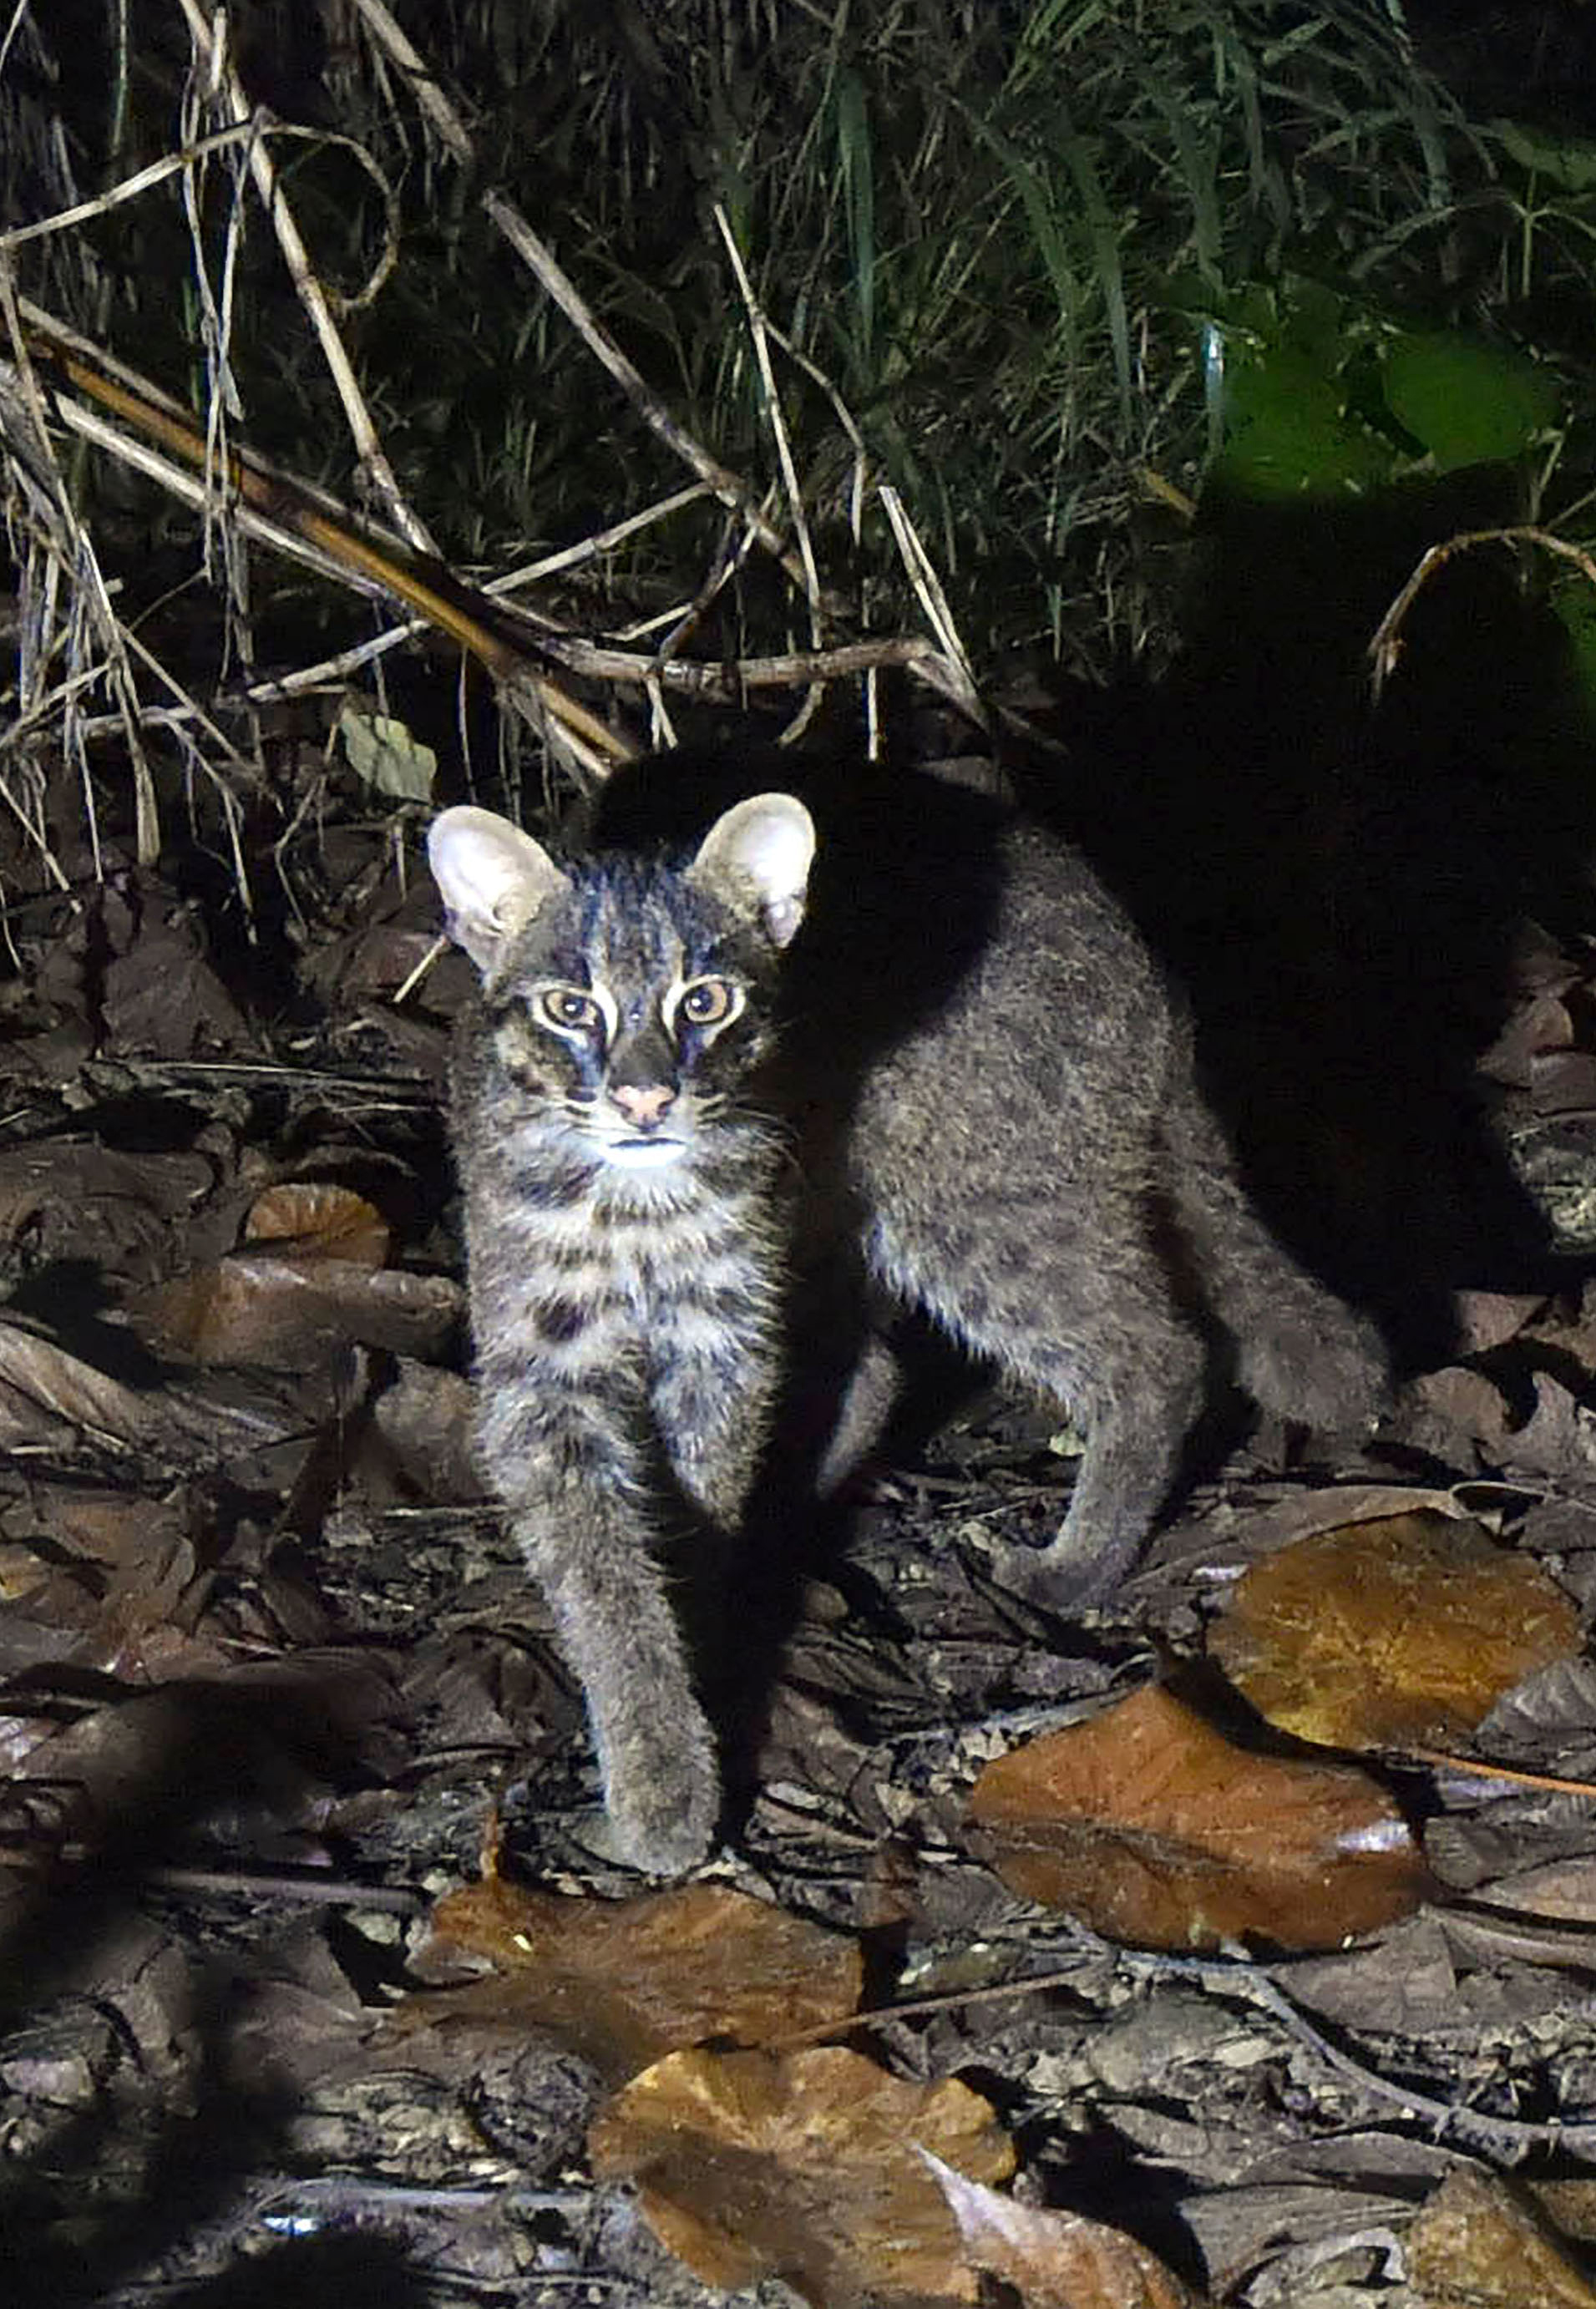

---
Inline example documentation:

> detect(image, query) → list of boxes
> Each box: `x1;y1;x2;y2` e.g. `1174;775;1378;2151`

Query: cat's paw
976;1529;1131;1616
567;1803;711;1876
592;1775;720;1876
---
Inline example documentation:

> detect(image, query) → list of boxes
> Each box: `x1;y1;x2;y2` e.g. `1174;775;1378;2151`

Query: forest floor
6;777;1596;2309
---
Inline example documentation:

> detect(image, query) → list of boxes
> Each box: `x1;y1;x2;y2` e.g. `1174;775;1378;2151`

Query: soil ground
5;787;1596;2308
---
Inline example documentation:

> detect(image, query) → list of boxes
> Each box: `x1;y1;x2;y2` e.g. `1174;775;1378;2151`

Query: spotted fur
433;798;808;1871
433;777;1386;1874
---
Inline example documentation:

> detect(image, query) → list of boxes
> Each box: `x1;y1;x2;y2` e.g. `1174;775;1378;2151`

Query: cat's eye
677;978;739;1029
539;986;603;1034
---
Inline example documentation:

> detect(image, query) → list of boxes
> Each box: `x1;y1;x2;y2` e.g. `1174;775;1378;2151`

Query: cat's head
428;793;815;1174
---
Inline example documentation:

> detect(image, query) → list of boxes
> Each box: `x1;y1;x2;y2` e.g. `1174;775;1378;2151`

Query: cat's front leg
648;1291;783;1532
477;1369;721;1874
814;1327;902;1496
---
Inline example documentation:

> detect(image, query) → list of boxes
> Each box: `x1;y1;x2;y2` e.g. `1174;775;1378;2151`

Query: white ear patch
428;807;570;975
688;792;817;949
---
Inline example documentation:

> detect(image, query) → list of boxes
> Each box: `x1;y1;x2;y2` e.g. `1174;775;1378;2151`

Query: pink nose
611;1083;676;1127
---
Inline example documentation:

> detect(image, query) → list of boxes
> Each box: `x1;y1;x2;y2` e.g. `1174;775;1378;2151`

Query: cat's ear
688;792;816;949
428;807;570;974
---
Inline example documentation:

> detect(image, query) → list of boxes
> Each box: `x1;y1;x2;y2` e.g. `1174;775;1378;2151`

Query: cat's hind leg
871;1203;1208;1608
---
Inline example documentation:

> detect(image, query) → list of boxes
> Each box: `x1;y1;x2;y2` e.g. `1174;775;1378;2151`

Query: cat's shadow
1012;468;1594;1370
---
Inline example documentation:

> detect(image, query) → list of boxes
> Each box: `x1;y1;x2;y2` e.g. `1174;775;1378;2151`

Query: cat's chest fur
438;801;799;1493
455;1091;781;1368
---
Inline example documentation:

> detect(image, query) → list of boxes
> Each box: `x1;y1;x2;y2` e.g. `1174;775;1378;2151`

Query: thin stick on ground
1371;524;1596;695
173;0;425;554
345;0;820;611
0;265;159;863
715;202;826;742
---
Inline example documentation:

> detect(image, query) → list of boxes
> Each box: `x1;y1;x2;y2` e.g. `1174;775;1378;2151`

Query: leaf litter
410;1852;864;2081
924;2150;1199;2309
1208;1508;1583;1750
966;1682;1433;1950
589;2047;1014;2307
6;846;1596;2306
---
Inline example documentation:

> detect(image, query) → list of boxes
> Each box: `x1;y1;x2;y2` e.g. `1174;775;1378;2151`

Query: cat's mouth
600;1137;689;1169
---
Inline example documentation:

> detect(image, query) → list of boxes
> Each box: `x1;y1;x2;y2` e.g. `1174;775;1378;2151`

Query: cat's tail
1163;1083;1387;1434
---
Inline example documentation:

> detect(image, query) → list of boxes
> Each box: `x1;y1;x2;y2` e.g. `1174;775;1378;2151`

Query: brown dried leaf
1477;991;1573;1087
98;889;253;1058
7;1654;398;1854
244;1183;390;1266
0;1317;285;1457
2;1482;176;1578
139;1256;459;1369
0;1488;231;1766
589;2044;1013;2307
1208;1512;1580;1749
1509;921;1582;997
97;1520;201;1657
418;1878;863;2082
1398;1367;1515;1456
0;1144;215;1287
367;1361;478;1502
1452;1290;1548;1355
1440;1882;1596;1975
1503;1371;1596;1479
0;1319;176;1451
1532;1048;1596;1116
1536;2180;1596;2249
1408;2166;1596;2307
923;2151;1202;2309
1205;1482;1475;1557
1469;1856;1596;1927
967;1684;1429;1951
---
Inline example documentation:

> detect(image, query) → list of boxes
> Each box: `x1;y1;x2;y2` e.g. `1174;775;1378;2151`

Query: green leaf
833;69;876;368
1217;339;1395;497
337;706;437;803
1549;575;1596;733
1382;335;1562;470
961;113;1084;370
1492;118;1596;191
1052;120;1132;431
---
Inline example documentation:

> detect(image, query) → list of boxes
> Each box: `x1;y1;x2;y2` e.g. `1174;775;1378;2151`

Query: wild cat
428;759;1384;1872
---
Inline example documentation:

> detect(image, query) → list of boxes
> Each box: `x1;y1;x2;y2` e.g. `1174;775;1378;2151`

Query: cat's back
588;746;1164;1040
587;747;1181;1211
843;813;1179;1259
